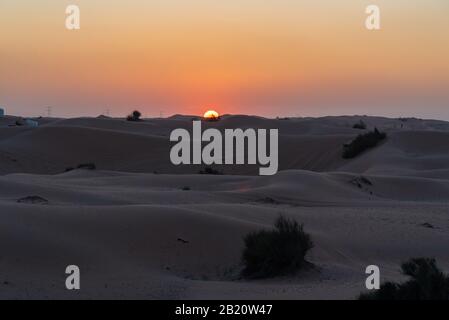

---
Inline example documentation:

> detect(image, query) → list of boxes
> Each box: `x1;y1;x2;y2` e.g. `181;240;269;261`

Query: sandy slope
1;115;448;176
0;115;448;299
0;170;448;299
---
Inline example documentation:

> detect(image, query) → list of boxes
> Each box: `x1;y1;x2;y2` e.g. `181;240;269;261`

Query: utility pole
47;106;52;117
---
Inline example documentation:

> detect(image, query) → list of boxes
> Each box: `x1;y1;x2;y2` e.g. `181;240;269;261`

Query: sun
203;110;220;121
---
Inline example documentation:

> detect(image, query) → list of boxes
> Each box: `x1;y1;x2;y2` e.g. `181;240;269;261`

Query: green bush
359;258;449;300
242;216;313;279
343;128;386;159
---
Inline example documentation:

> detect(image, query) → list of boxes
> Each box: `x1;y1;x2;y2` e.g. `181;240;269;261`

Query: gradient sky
1;0;448;119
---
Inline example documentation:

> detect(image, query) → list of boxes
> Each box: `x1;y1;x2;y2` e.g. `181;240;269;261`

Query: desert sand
0;114;448;299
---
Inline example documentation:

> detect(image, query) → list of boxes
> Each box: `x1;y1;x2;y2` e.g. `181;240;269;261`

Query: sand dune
340;130;449;176
0;115;448;299
1;169;449;299
1;115;448;176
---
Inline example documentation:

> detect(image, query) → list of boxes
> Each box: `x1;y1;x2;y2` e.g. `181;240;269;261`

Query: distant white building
25;118;39;127
0;108;4;117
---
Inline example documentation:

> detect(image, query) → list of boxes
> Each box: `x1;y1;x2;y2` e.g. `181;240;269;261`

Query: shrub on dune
241;215;313;279
77;163;96;170
359;258;449;300
198;167;223;175
65;163;96;172
352;120;367;130
343;128;386;159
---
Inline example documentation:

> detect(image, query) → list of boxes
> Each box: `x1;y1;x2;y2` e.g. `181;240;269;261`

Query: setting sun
203;110;220;120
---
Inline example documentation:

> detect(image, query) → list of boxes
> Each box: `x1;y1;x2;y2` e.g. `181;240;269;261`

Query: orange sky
1;0;448;119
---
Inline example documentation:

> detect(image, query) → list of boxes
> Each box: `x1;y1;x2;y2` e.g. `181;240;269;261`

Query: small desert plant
353;120;367;130
127;110;142;122
65;163;96;172
199;167;223;175
359;258;449;300
17;195;49;205
77;163;96;170
343;128;386;159
241;215;313;279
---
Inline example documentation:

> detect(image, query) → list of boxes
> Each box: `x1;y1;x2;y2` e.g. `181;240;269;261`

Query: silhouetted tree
127;110;142;121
